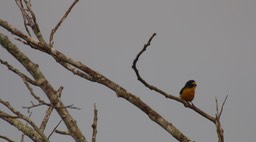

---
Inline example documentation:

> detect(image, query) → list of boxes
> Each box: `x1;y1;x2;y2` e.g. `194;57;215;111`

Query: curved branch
0;135;15;142
132;33;215;122
132;33;229;142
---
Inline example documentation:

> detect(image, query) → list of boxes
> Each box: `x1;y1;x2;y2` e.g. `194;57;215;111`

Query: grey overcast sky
1;0;256;142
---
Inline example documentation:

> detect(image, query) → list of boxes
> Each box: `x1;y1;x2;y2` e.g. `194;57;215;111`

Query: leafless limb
22;102;48;112
219;95;228;118
0;114;19;119
44;40;192;141
55;130;71;135
22;77;46;104
215;95;228;142
20;134;24;142
132;33;228;142
0;59;37;85
0;99;49;142
91;103;98;142
0;1;225;141
49;0;79;47
63;104;81;110
0;32;87;142
58;61;94;81
0;135;15;142
40;106;54;132
0;109;44;142
20;111;32;142
15;0;46;43
39;86;64;132
48;119;63;139
1;19;191;141
23;0;45;42
15;0;32;36
132;33;215;121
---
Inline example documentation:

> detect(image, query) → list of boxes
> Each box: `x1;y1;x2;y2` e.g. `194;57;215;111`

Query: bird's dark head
185;80;197;88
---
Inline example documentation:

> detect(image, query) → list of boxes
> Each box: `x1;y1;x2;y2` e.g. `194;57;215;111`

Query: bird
179;80;197;102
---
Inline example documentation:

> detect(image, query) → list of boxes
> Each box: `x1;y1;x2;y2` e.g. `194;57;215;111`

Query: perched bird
179;80;197;102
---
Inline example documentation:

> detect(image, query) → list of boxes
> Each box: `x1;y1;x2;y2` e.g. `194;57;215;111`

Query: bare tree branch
91;103;98;142
0;99;49;142
39;106;54;131
0;110;43;142
1;18;191;141
0;59;37;85
58;61;94;81
39;86;63;132
132;33;216;121
48;119;63;139
49;0;79;47
0;1;229;142
20;111;32;142
15;0;32;36
22;77;46;104
219;95;228;117
215;95;228;142
0;135;15;142
0;32;87;142
20;134;25;142
23;0;45;42
131;33;229;142
55;130;71;135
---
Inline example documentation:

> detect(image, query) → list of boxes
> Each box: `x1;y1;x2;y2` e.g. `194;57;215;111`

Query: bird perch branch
132;33;228;142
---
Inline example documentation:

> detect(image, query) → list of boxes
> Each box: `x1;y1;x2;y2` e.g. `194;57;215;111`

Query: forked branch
215;95;228;142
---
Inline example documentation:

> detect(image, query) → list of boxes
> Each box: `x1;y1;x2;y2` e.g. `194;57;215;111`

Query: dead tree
0;1;227;142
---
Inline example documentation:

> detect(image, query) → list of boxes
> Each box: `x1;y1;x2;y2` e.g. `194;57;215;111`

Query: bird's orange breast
180;88;195;102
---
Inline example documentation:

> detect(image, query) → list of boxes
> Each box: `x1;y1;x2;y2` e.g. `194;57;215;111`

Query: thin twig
0;110;43;142
39;86;63;131
49;0;79;46
0;135;15;142
215;96;228;142
48;119;63;139
0;59;37;85
0;99;49;142
55;130;70;135
23;0;37;26
22;77;46;104
219;95;228;117
63;104;81;110
20;133;24;142
91;103;98;142
215;96;219;115
22;103;49;112
23;0;45;42
15;0;32;36
132;33;157;87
